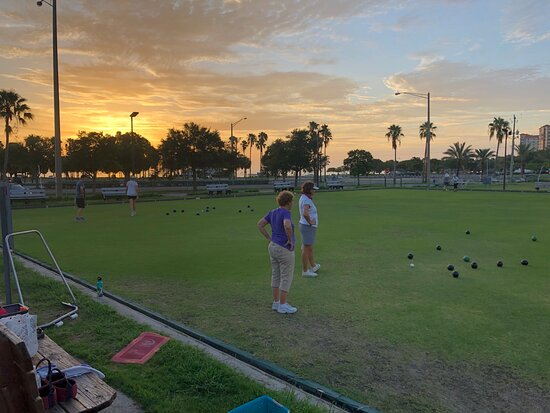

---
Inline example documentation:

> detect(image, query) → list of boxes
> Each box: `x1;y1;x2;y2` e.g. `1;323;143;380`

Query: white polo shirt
299;194;318;228
126;180;138;196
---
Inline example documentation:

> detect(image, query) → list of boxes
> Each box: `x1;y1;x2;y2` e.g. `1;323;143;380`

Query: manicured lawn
0;269;325;413
11;189;550;412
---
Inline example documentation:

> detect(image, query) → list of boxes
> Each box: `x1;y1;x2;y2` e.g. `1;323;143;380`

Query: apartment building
538;125;550;150
520;133;539;150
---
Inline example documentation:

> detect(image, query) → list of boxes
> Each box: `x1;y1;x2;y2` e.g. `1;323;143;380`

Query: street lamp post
503;127;511;191
130;112;139;175
37;0;62;198
230;117;247;178
509;115;517;181
395;91;431;187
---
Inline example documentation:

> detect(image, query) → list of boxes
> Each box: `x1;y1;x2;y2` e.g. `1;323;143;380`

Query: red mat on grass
111;332;169;364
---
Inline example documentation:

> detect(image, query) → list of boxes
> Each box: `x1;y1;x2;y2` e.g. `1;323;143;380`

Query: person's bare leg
302;245;310;272
279;290;288;305
272;287;279;302
308;247;315;268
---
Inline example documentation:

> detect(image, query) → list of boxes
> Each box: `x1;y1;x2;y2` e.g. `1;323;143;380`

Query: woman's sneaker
311;263;321;272
277;303;297;314
271;301;280;311
302;270;317;277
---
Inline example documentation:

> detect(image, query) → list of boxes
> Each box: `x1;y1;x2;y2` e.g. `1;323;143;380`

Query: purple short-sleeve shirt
264;207;294;250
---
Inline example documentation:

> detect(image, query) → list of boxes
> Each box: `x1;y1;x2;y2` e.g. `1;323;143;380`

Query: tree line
3;89;550;189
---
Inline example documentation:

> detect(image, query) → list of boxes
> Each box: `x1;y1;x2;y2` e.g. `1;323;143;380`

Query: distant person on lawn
126;177;139;216
452;174;460;191
299;181;320;277
443;172;450;190
257;190;297;314
75;174;86;222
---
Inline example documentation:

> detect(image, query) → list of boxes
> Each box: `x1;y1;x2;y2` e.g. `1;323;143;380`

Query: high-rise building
520;133;539;150
538;125;550;150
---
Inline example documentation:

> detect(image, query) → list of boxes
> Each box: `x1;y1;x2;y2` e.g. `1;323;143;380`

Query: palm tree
0;90;33;178
488;117;509;175
229;135;239;152
385;124;403;186
515;143;534;177
255;132;268;173
443;142;473;177
308;121;320;185
240;139;249;177
474;148;495;179
319;124;332;183
419;121;437;183
247;133;257;178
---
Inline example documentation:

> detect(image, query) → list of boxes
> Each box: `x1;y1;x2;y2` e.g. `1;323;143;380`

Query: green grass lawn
0;269;325;413
10;189;550;412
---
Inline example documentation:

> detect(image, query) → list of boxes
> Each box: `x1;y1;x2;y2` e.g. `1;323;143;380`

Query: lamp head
394;92;401;95
37;1;43;6
130;111;139;118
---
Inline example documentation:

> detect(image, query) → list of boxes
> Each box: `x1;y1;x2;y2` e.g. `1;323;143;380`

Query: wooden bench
327;180;344;190
273;182;294;192
0;323;117;412
535;181;550;191
206;184;231;196
9;185;47;203
100;187;126;200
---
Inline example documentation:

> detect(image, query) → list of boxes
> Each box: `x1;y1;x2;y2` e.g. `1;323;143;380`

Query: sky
1;0;550;171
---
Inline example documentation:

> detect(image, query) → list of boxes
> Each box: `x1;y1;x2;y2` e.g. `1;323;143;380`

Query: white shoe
272;301;280;311
311;263;321;272
277;303;297;314
131;211;136;216
302;270;318;277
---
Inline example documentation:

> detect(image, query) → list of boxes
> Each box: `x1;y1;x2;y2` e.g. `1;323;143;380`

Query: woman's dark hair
276;190;294;206
301;181;315;195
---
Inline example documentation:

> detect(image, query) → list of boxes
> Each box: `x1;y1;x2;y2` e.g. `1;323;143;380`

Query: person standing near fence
126;177;139;216
257;190;297;314
75;175;86;222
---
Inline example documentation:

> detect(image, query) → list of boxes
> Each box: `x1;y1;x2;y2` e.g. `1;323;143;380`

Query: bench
206;184;231;196
535;181;550;191
327;180;344;190
273;182;294;192
9;185;47;203
100;187;126;200
0;323;116;412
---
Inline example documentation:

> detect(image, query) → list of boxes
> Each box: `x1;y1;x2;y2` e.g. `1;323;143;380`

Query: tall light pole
230;117;247;178
509;115;517;181
37;0;62;198
395;91;431;187
130;112;139;175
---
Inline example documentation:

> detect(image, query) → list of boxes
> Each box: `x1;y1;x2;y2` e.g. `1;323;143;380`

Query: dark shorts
127;195;137;200
453;183;458;189
76;198;86;209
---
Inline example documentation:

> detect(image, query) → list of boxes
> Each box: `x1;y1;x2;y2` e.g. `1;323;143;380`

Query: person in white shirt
126;177;139;216
299;181;320;277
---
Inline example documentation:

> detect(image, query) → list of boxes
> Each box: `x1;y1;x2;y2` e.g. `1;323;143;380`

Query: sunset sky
1;0;549;171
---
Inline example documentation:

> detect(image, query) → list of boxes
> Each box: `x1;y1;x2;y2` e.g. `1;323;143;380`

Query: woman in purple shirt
257;190;297;314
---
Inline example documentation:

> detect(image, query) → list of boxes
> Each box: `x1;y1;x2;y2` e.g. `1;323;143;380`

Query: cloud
502;0;550;45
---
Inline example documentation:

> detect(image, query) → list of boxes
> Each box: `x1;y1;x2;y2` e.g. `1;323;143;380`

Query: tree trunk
324;145;327;184
249;145;252;178
357;173;360;186
495;142;500;175
3;120;10;180
192;168;197;191
294;169;299;188
393;147;397;186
